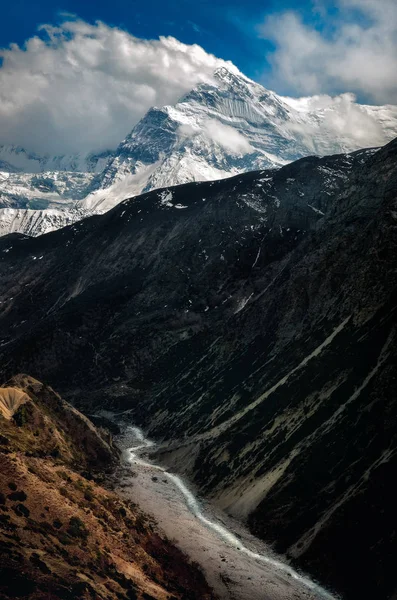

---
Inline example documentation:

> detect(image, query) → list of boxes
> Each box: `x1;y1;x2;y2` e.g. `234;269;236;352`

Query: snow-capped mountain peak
1;67;397;236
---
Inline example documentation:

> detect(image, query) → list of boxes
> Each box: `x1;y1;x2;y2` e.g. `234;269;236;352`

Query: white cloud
179;119;253;154
281;92;394;150
178;123;198;138
203;119;254;154
260;0;397;104
0;18;238;155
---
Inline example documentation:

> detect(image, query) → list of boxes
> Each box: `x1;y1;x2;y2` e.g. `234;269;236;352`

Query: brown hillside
0;375;214;600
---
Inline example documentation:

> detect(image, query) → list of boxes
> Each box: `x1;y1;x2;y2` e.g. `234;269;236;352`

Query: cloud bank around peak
0;19;238;156
179;119;254;155
260;0;397;104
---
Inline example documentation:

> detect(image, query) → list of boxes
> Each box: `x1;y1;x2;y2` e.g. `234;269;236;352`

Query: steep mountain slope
81;67;397;212
0;139;396;599
0;207;92;237
1;67;397;236
0;375;213;600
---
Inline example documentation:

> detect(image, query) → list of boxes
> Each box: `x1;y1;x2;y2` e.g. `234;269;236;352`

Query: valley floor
114;424;339;600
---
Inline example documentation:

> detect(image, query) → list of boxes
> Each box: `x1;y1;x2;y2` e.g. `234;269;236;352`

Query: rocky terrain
1;67;397;236
0;138;396;599
0;375;213;600
113;424;337;600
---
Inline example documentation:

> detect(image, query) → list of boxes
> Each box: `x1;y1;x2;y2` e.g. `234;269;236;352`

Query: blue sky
0;0;396;154
0;0;311;81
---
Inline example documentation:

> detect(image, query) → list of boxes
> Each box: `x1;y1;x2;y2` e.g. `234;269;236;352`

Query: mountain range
1;67;397;237
1;134;396;600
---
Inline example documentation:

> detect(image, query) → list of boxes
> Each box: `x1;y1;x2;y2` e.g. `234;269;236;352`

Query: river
114;423;340;600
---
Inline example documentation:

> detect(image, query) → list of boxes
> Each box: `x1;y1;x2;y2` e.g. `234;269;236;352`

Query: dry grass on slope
0;375;214;600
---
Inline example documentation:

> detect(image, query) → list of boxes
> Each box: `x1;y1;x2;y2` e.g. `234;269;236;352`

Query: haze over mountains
1;67;396;237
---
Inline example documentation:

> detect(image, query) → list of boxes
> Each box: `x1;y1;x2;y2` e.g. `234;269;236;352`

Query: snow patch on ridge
159;190;174;207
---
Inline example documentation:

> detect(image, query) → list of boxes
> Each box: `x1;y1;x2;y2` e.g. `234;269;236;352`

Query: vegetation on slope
0;375;213;600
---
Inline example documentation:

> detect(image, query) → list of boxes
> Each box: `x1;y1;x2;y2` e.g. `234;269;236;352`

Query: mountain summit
1;68;397;236
82;67;397;212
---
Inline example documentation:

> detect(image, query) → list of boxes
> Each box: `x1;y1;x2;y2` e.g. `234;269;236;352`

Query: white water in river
125;425;338;600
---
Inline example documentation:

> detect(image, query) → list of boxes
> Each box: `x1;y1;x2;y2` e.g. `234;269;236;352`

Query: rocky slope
1;67;397;236
0;375;213;600
0;206;93;237
0;139;396;599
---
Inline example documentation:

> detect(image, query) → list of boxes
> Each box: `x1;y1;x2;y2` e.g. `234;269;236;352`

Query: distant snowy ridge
1;66;397;236
0;145;112;174
0;171;96;209
0;207;93;238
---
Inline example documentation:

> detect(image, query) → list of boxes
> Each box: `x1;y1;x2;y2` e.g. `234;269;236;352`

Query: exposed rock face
0;206;93;237
0;139;396;599
0;375;213;600
0;387;29;420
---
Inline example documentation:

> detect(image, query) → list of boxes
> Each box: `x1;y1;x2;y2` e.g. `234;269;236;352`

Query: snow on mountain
81;67;397;211
0;149;109;236
0;171;96;210
0;170;98;236
0;207;93;238
1;66;397;236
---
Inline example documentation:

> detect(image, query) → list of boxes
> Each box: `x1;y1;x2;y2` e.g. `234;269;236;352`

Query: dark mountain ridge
0;139;396;599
